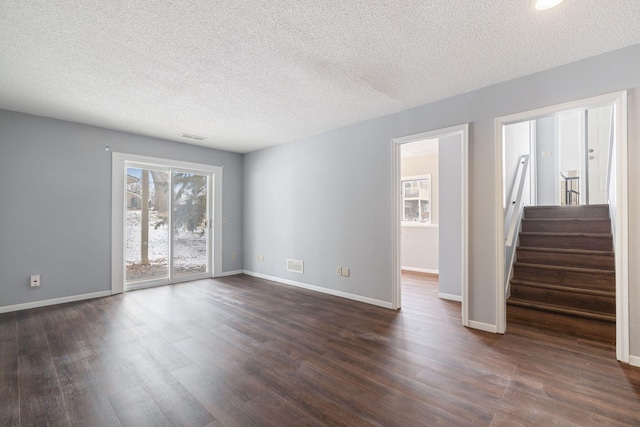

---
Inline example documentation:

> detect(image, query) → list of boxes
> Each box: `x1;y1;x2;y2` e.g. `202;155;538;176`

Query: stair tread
522;218;609;222
525;204;609;208
514;262;615;275
517;246;613;256
509;279;615;297
514;247;615;270
512;205;616;337
519;231;612;238
506;298;615;321
523;205;610;219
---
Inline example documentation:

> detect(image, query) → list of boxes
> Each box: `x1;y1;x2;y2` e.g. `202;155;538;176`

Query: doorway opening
111;153;223;293
400;138;440;282
391;124;469;326
496;91;629;362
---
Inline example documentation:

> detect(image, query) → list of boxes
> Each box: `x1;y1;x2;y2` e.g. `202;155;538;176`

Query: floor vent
287;259;304;273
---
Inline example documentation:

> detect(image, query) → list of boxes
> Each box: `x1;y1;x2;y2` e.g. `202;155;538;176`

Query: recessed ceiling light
535;0;565;10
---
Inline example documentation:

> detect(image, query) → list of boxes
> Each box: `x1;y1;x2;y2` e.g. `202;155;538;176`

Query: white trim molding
391;124;469;327
494;90;629;363
402;267;439;275
216;270;244;277
438;293;462;302
0;291;112;314
613;92;629;364
243;270;393;309
401;223;439;228
467;320;497;334
629;356;640;368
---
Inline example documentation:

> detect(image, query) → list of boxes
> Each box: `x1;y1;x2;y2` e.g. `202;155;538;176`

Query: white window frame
401;174;432;226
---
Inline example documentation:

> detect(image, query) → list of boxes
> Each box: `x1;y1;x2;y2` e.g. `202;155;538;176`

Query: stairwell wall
536;117;558;205
503;121;533;283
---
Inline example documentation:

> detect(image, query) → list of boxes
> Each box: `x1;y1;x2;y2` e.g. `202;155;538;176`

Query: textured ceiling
1;1;640;153
401;138;438;158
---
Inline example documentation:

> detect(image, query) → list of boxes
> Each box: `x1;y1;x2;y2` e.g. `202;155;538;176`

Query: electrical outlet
231;252;237;261
336;266;342;276
30;274;40;288
257;254;264;262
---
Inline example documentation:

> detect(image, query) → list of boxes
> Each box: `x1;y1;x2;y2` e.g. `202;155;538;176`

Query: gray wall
0;111;243;308
243;121;397;303
438;134;463;298
243;43;640;356
536;116;558;205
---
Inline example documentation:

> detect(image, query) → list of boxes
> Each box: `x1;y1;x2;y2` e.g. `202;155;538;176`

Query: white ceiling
1;1;639;153
401;138;438;158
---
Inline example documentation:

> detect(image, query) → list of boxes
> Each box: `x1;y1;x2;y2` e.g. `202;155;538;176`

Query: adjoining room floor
1;273;639;426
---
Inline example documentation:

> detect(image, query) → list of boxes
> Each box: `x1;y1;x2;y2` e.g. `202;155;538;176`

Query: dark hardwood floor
1;272;639;426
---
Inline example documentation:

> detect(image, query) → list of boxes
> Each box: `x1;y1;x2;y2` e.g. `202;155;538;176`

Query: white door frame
391;123;469;326
495;91;629;362
528;121;538;206
111;152;223;294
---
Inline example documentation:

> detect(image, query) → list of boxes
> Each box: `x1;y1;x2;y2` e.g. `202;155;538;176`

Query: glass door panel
125;167;170;283
172;171;209;278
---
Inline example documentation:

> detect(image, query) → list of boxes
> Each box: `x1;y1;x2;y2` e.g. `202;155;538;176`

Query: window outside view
125;168;208;283
402;178;431;223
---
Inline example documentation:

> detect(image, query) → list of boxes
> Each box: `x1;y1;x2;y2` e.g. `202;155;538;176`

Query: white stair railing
504;154;530;294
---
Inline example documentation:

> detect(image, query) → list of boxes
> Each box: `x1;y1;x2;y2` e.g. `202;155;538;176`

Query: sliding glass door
123;163;212;290
125;166;170;283
172;170;209;278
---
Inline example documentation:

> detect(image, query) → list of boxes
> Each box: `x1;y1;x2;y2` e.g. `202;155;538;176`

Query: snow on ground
126;210;206;281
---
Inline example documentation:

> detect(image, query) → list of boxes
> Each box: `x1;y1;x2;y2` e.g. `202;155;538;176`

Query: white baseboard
0;291;112;314
467;320;498;334
242;270;393;309
629;355;640;368
438;292;462;302
216;270;243;277
401;266;439;275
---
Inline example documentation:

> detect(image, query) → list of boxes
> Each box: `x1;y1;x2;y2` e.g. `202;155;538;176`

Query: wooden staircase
507;204;616;343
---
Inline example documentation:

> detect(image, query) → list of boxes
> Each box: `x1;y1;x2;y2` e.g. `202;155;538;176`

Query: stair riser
516;249;614;270
519;234;613;251
524;205;609;219
506;304;614;343
510;285;615;315
521;220;610;234
512;265;615;291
